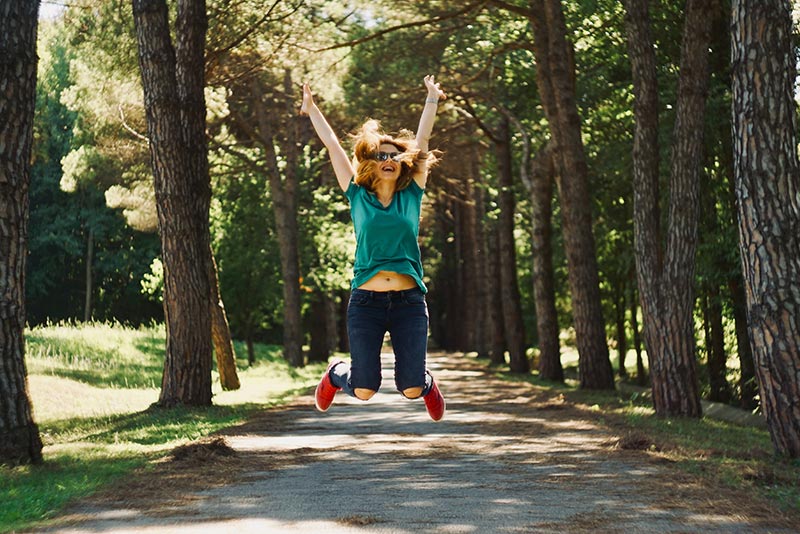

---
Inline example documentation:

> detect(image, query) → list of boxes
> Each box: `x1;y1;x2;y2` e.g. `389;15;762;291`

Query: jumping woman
301;75;446;421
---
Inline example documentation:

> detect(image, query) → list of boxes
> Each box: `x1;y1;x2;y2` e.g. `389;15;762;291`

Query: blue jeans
332;287;431;397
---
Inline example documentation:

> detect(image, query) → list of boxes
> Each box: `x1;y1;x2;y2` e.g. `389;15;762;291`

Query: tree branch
486;0;531;18
312;1;490;52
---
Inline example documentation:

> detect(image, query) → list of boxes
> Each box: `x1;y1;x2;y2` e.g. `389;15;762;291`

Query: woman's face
374;143;402;182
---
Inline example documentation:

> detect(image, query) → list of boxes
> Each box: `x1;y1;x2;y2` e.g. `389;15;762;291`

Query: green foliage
30;0;755;401
209;151;283;342
30;22;161;326
299;181;355;294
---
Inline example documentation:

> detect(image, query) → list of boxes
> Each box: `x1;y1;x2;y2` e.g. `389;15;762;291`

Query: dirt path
42;353;796;533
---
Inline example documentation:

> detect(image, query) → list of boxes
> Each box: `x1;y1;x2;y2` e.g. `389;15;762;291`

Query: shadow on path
40;353;796;534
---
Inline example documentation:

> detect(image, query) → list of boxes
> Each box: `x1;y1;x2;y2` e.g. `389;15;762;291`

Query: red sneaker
315;360;343;412
423;373;446;421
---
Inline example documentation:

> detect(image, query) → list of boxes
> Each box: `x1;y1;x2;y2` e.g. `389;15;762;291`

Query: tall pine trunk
133;0;214;406
703;288;731;403
528;143;562;382
623;0;711;416
471;169;492;359
496;118;529;373
0;0;43;465
253;76;304;368
731;0;800;457
84;227;93;322
528;0;613;389
487;224;507;365
209;251;239;390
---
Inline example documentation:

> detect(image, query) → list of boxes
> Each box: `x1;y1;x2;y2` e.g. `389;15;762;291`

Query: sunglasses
372;151;402;162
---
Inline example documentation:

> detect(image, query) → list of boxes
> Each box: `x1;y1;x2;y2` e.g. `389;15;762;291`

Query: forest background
3;0;800;526
30;0;756;408
7;1;800;456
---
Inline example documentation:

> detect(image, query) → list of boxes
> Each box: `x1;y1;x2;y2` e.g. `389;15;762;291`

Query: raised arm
300;84;354;191
413;75;446;188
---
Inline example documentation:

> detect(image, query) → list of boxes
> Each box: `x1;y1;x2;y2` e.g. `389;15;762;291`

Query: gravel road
40;352;797;533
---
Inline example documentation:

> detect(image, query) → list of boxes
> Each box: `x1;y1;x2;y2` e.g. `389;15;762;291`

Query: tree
0;0;44;464
493;0;614;388
526;142;562;381
731;0;800;457
623;0;713;416
132;0;214;406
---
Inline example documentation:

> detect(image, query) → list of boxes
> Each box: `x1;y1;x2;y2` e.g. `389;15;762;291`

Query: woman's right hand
300;83;315;116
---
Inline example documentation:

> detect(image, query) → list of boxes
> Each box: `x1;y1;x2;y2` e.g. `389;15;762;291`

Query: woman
301;75;446;421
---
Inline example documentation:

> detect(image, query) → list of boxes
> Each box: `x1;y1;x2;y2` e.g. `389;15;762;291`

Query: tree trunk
630;286;647;386
133;0;213;406
487;224;507;365
337;290;350;353
209;251;239;390
528;0;613;389
729;276;757;409
84;227;93;322
461;169;485;355
615;285;628;379
471;170;492;359
308;292;331;363
528;143;562;382
450;197;476;352
0;0;44;465
496;117;529;373
624;0;710;416
245;333;255;367
253;77;304;368
704;287;731;403
731;0;800;457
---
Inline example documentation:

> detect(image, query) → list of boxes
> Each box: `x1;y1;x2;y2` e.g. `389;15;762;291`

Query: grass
495;365;800;515
1;321;329;534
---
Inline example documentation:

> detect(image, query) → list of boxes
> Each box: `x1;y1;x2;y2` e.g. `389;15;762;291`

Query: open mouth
381;164;395;173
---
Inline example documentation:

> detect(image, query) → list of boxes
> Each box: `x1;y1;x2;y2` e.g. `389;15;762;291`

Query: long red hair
351;119;439;192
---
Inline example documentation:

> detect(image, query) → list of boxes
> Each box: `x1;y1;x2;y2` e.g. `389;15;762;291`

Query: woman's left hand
424;75;446;101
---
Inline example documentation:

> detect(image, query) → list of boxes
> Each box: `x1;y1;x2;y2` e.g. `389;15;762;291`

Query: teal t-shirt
345;178;427;293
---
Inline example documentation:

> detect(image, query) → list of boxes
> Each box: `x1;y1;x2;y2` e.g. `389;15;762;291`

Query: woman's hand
424;75;446;101
300;83;315;116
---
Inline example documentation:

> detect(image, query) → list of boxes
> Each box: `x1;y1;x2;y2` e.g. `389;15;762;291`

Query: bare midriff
357;271;418;292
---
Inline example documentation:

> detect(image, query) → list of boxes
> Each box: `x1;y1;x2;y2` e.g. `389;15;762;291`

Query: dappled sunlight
28;376;158;422
48;352;797;534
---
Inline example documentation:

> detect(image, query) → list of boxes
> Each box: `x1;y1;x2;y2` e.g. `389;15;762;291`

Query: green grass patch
1;321;329;534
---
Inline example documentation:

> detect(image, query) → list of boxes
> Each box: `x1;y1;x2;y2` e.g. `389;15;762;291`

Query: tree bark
461;170;484;355
308;292;332;363
252;76;304;368
624;0;710;416
133;0;214;406
337;290;350;353
615;285;628;379
703;288;731;403
496;117;529;373
84;227;93;322
630;286;647;386
471;170;492;359
528;143;562;382
731;0;800;457
209;251;239;390
527;0;613;389
729;276;757;409
0;0;44;465
487;223;507;365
